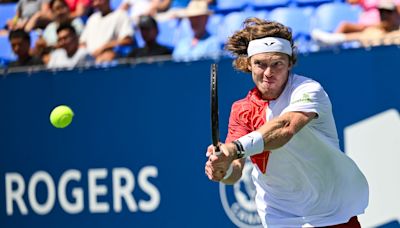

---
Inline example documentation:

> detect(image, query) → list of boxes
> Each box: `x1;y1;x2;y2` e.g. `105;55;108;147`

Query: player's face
248;52;292;100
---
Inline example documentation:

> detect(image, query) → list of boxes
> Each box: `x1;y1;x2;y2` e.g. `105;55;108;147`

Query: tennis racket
210;64;233;178
210;63;220;155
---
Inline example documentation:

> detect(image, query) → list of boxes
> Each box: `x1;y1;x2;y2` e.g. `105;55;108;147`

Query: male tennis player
205;18;369;228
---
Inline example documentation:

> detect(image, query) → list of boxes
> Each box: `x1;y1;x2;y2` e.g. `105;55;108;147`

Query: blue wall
0;46;399;227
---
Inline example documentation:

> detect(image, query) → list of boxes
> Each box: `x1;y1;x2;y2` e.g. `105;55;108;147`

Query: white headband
247;37;292;57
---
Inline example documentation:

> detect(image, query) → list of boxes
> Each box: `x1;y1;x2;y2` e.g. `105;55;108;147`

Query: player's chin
258;83;272;94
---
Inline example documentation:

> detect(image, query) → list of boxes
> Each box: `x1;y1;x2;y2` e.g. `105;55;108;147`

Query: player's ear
287;55;293;71
247;58;252;72
288;62;292;71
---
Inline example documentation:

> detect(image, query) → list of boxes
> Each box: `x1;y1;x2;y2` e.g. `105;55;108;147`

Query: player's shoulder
232;97;248;107
291;74;324;91
231;93;254;113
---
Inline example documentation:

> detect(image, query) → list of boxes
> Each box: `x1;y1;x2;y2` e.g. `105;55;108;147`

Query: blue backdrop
0;45;399;227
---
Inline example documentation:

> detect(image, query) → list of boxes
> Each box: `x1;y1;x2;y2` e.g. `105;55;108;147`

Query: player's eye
254;61;267;69
271;61;284;68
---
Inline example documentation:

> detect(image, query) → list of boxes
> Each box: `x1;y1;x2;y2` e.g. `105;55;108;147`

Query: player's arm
258;111;316;150
226;111;316;160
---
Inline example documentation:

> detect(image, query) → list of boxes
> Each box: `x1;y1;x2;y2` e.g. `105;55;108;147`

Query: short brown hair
225;17;297;73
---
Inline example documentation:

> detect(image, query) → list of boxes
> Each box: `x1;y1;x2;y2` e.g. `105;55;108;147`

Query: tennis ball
50;105;74;128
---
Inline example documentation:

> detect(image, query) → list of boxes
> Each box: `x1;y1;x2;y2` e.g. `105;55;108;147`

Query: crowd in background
0;0;220;69
0;0;400;70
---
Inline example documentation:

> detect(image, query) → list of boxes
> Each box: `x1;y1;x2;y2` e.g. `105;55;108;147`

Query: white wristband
237;131;264;157
222;163;234;180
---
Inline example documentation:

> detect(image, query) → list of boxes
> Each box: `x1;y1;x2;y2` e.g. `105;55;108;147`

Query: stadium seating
250;0;292;9
0;0;370;66
157;18;180;48
206;14;224;36
253;10;268;20
268;7;312;39
174;18;193;45
217;11;255;44
0;35;16;62
110;0;122;10
312;2;362;32
0;3;16;28
215;0;248;12
294;0;333;7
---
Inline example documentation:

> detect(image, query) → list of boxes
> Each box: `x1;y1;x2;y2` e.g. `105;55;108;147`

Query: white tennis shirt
253;74;369;227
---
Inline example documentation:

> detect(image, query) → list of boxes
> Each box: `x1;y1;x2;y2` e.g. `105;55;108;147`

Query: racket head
210;63;220;151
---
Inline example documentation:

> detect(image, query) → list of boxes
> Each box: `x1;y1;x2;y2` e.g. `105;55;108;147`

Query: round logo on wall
219;159;263;228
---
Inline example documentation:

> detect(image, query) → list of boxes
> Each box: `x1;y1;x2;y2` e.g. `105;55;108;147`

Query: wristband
236;131;264;158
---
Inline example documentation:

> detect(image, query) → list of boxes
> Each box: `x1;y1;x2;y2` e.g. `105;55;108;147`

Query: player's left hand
205;143;235;182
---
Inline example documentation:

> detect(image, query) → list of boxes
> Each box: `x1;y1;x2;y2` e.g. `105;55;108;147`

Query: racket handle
222;163;233;180
213;150;222;156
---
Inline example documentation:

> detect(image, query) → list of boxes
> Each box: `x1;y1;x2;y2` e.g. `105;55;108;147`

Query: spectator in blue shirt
172;0;220;61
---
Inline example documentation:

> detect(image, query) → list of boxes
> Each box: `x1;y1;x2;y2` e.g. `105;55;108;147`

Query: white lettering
112;168;138;212
4;167;160;215
138;166;160;212
88;169;109;213
28;171;56;215
5;173;28;215
58;170;83;214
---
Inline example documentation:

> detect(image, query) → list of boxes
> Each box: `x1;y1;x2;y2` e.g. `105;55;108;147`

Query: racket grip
222;163;233;180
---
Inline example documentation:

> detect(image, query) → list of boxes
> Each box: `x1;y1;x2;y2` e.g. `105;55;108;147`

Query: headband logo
265;42;275;46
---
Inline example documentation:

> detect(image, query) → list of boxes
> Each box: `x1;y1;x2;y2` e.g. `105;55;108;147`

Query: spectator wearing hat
8;29;43;67
47;23;92;69
128;15;171;58
79;0;134;63
172;0;221;61
312;0;400;46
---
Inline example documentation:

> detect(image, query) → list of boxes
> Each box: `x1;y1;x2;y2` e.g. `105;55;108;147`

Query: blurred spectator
157;0;189;12
80;0;134;63
128;15;171;58
312;0;400;46
8;29;43;67
0;0;18;3
47;23;92;68
155;0;214;20
336;0;400;33
41;0;84;47
13;0;53;31
172;0;221;61
64;0;92;19
119;0;159;23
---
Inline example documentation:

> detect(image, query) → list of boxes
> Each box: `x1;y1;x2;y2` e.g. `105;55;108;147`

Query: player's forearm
256;116;294;150
228;112;315;159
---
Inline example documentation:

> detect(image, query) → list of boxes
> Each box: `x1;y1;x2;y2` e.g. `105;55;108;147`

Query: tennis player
205;18;369;228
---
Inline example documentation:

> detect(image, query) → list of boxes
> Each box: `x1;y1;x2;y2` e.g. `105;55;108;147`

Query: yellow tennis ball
50;105;74;128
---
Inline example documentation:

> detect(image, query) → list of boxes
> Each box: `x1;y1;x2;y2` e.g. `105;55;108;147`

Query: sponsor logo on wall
4;167;160;216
